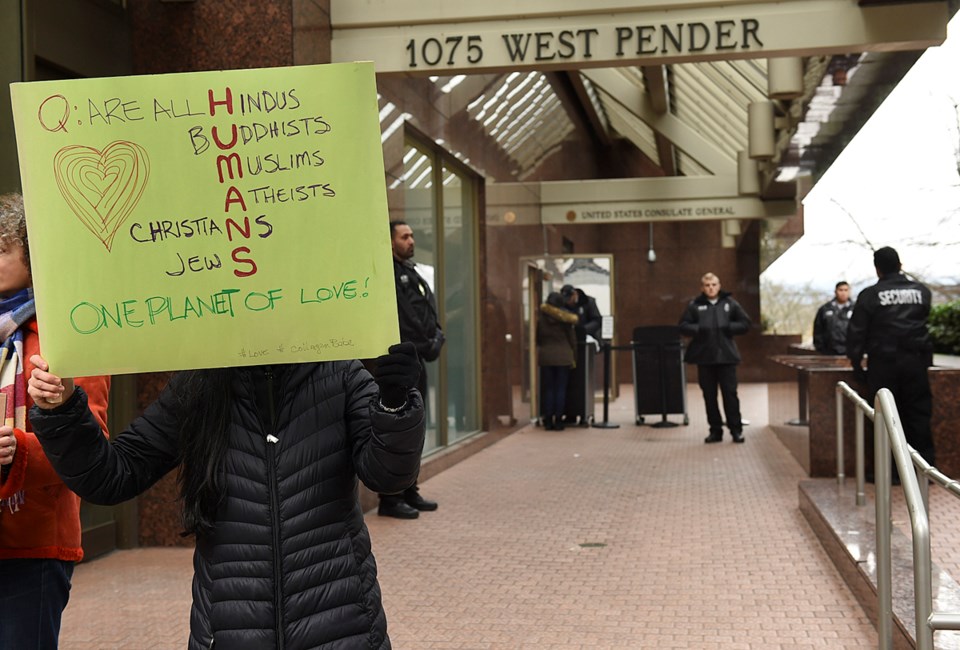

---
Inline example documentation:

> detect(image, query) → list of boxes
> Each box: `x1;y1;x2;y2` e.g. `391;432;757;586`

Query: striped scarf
0;288;36;513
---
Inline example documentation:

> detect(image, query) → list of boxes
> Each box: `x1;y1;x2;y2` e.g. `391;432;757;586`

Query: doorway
520;254;617;423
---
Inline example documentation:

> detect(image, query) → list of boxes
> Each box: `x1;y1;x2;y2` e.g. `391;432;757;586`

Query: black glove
373;342;420;408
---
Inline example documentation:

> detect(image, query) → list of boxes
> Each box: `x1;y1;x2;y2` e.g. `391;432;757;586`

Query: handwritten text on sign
12;63;398;376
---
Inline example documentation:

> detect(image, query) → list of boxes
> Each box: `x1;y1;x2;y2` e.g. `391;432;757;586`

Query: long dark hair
174;368;235;537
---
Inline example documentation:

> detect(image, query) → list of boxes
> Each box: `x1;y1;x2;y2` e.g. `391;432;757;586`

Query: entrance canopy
331;0;952;254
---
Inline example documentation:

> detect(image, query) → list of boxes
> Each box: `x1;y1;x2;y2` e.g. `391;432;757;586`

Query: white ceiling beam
584;68;736;174
444;74;503;117
603;98;661;165
335;1;947;74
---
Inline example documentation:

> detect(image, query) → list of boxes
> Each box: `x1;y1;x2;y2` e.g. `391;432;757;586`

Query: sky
762;15;960;296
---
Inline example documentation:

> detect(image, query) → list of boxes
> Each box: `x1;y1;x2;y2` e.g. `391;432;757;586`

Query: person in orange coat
0;192;110;649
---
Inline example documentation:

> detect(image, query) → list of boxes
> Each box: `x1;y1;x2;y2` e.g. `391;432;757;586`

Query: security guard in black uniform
846;246;935;467
377;220;442;519
813;281;854;355
679;272;751;444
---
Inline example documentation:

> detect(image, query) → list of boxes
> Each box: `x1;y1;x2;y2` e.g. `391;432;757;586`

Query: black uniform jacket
813;299;855;355
394;258;443;361
30;362;425;650
569;291;603;340
678;290;751;365
846;272;932;363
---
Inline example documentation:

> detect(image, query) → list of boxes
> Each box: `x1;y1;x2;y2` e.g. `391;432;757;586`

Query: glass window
395;132;481;452
441;164;479;441
401;143;440;453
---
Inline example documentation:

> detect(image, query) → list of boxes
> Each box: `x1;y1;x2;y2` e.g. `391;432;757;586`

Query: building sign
404;19;763;69
331;2;947;74
11;63;398;377
541;198;796;224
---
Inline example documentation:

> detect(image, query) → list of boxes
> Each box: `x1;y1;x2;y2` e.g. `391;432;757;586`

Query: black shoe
543;418;555;430
731;433;745;443
405;492;438;512
704;434;723;443
378;500;419;519
555;418;565;431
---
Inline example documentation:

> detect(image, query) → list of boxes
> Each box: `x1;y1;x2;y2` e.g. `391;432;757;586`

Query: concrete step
800;478;960;649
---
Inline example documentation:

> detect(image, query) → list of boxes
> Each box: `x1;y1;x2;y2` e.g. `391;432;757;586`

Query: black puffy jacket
678;291;751;365
846;272;932;362
31;361;425;650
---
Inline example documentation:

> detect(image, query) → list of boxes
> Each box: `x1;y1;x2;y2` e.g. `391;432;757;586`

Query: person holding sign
378;221;441;519
0;192;111;650
26;341;425;649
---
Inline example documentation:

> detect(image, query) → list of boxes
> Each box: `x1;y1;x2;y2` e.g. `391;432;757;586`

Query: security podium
631;326;688;427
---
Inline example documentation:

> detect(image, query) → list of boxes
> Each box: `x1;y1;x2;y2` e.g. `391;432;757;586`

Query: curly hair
0;192;30;274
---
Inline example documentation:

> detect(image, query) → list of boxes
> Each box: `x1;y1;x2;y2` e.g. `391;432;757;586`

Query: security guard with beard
846;246;935;467
377;220;442;519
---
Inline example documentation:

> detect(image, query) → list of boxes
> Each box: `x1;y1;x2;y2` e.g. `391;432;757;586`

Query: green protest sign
10;62;398;377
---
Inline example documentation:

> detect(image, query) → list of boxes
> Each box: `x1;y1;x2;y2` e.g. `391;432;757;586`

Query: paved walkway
60;384;879;649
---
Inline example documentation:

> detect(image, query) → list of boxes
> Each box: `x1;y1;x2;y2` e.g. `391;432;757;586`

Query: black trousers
867;352;935;467
697;364;742;435
379;358;428;502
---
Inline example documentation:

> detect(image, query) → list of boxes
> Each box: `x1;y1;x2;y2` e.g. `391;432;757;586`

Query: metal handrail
836;381;960;650
836;382;873;506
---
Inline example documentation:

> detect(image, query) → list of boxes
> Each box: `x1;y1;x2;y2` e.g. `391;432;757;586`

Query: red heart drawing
54;141;150;252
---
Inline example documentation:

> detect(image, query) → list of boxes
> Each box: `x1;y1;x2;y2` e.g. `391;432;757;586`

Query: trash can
631;326;688;427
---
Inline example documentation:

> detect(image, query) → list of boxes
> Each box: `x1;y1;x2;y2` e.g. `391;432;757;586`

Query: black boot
404;487;438;511
378;496;419;519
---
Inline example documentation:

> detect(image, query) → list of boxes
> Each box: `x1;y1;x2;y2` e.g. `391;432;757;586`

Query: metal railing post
836;387;845;484
875;406;893;650
837;380;960;647
876;391;934;650
918;460;930;515
855;408;866;507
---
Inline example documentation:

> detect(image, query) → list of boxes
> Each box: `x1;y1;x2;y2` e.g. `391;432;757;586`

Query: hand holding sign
27;355;75;409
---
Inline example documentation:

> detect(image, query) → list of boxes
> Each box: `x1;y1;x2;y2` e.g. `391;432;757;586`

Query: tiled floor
60;384;880;649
